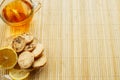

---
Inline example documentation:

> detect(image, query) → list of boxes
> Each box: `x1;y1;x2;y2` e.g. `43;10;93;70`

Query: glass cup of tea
0;0;41;35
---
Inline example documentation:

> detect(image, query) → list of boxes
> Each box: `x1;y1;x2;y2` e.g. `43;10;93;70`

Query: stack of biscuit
11;33;47;70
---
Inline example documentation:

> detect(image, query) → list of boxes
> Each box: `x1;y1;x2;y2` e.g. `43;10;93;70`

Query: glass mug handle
31;0;42;13
0;0;5;6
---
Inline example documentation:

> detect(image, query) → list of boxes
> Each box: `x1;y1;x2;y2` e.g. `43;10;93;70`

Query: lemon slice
0;47;18;69
9;69;30;80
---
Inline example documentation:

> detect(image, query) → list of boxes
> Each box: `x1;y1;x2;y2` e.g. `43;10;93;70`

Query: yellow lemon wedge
0;47;18;69
9;69;30;80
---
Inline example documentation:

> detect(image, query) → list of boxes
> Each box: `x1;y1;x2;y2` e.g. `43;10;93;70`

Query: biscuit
24;38;38;52
32;53;47;68
32;43;44;58
12;36;26;53
24;43;36;52
18;51;34;69
21;33;34;44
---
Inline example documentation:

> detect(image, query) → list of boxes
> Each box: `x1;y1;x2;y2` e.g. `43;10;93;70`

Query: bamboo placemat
0;0;120;80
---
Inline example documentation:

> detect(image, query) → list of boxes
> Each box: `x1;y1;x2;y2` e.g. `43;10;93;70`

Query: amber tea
0;0;41;35
2;0;33;23
1;0;33;35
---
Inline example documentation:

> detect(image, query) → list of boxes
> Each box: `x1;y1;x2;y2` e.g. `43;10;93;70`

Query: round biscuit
18;51;34;69
12;36;26;53
32;53;47;68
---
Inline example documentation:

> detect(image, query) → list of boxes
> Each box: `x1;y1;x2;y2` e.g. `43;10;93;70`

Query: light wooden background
1;0;120;80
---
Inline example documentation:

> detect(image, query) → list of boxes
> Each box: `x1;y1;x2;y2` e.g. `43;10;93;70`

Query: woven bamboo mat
0;0;120;80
